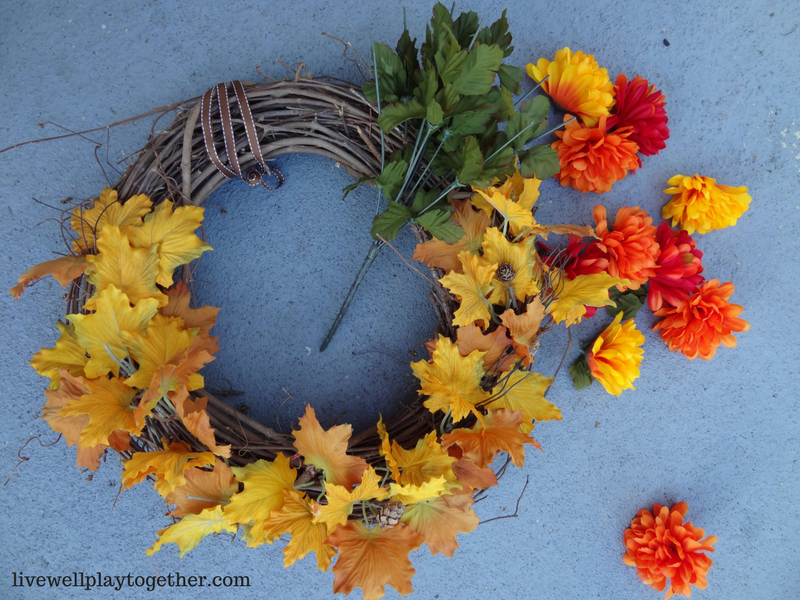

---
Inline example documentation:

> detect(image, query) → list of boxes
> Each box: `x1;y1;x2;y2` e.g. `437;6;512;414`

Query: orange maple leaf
451;454;498;494
327;521;424;600
223;454;297;546
30;321;88;390
401;495;479;557
264;489;337;571
160;281;219;337
412;199;490;273
171;387;231;458
83;225;167;309
442;409;540;468
500;297;546;348
121;439;215;497
10;255;89;300
166;458;238;518
69;189;152;253
58;375;142;447
292;405;368;489
455;324;520;373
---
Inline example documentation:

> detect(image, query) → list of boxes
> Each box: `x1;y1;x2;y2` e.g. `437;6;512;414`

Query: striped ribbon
200;81;283;189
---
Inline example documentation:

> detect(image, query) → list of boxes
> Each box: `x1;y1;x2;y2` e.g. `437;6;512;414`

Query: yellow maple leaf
121;439;215;496
171;387;231;458
146;505;237;558
69;286;159;379
30;321;88;389
70;189;153;253
411;335;489;423
412;200;490;273
443;408;540;468
313;467;389;534
326;521;424;600
547;272;630;326
473;187;535;235
376;418;401;481
166;458;238;518
223;454;296;546
121;314;194;389
480;228;540;305
84;225;166;309
488;370;559;433
59;375;142;446
389;476;447;505
160;281;219;336
263;489;337;571
292;405;368;489
125;200;213;287
401;495;479;557
10;255;89;300
440;252;496;329
388;430;458;492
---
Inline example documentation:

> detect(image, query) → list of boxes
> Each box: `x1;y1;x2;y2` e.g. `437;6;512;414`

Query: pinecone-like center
497;262;516;283
377;500;405;528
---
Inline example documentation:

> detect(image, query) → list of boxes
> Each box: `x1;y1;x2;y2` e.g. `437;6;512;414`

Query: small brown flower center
497;263;516;283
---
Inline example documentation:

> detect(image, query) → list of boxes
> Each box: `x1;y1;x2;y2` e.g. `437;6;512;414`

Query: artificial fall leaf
500;297;546;347
451;456;498;493
327;521;424;600
455;325;518;373
125;200;213;287
223;454;296;546
473;187;535;235
59;375;142;447
166;458;238;518
481;228;540;305
440;251;497;329
292;405;368;489
411;335;489;423
412;199;490;273
121;439;215;497
313;467;389;534
10;255;89;300
30;321;88;389
264;489;337;571
547;272;631;326
489;370;560;434
160;281;219;336
121;314;194;389
534;223;596;240
390;431;458;489
401;496;479;557
377;418;401;482
443;409;540;468
70;189;152;253
146;505;236;558
172;387;231;458
69;286;160;379
389;476;447;504
84;225;167;309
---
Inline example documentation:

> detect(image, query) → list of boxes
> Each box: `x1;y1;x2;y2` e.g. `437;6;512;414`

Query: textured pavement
1;1;799;598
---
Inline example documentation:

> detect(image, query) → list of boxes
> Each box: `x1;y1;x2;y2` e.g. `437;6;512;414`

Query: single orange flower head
587;312;644;396
623;501;717;599
526;47;614;127
593;205;660;290
662;174;751;234
653;280;749;360
553;116;640;194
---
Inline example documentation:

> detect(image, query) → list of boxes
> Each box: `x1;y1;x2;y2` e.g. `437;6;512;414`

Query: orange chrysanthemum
623;502;717;599
587;312;644;396
526;47;614;127
553;115;640;194
593;205;659;290
653;280;749;360
662;174;751;234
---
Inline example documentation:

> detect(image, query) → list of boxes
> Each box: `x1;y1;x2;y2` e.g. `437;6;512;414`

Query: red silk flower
607;74;670;156
647;222;704;311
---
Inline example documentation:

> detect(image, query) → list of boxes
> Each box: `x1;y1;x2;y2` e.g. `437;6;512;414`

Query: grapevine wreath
9;4;750;599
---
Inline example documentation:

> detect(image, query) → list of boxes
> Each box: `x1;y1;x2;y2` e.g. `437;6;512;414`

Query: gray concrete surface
1;1;798;598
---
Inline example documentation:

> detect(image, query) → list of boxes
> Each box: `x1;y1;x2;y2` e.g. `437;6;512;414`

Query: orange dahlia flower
593;205;659;290
662;174;751;234
526;47;614;127
587;312;644;396
653;280;749;360
553;116;640;194
623;502;717;599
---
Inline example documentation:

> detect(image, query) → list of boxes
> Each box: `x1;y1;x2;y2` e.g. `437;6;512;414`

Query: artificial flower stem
484;119;541;164
319;240;385;352
514;74;550;106
406;134;447;202
414;180;460;217
521;116;577;151
371;38;386;216
395;121;429;203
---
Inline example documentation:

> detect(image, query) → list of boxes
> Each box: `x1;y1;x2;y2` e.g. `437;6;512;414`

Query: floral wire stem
521;116;577;152
514;74;550;106
371;38;385;215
